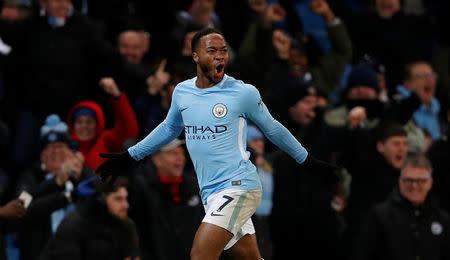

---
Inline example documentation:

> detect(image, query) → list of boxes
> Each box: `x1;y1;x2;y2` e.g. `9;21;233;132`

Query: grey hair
401;154;433;176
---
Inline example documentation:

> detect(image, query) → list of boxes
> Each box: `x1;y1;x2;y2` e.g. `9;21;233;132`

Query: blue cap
247;125;263;142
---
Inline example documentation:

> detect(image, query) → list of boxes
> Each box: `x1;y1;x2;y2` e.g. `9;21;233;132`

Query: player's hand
248;0;267;15
96;151;135;181
302;155;342;185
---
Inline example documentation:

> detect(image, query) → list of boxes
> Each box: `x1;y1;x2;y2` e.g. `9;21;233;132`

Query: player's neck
196;72;221;89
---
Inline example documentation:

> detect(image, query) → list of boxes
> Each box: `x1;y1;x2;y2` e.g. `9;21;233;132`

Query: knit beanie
346;64;380;93
40;114;71;150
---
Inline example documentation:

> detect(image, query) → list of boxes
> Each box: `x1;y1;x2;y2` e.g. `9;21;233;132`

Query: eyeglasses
400;177;430;185
412;73;438;80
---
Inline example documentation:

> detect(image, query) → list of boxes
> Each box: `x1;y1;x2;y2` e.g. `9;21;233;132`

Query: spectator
66;77;139;170
0;0;151;171
337;0;435;94
263;0;353;107
394;61;443;141
128;139;203;260
246;124;274;260
134;74;185;139
342;123;409;258
14;114;95;260
40;176;140;260
0;198;26;260
351;154;450;260
427;100;450;213
269;85;349;260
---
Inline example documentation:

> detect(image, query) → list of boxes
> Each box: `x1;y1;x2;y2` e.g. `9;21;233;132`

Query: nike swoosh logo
180;107;188;112
210;212;224;217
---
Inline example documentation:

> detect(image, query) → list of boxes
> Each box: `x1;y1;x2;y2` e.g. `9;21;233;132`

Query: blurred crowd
0;0;450;259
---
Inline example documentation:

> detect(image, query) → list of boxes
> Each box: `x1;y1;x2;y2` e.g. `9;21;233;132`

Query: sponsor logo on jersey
212;103;227;118
185;125;227;140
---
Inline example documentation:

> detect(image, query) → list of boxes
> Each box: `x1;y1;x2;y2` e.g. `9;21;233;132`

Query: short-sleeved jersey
129;75;308;203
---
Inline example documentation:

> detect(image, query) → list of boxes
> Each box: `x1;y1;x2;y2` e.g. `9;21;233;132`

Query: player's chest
178;93;241;125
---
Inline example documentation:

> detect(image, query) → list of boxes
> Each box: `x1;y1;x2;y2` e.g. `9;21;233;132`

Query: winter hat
40;114;71;149
346;64;380;93
71;107;97;124
285;81;317;108
247;125;264;142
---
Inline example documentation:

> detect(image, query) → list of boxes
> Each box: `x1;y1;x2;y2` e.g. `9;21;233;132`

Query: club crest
213;103;227;118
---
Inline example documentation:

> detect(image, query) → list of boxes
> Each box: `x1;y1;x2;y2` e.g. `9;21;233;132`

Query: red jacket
67;94;139;170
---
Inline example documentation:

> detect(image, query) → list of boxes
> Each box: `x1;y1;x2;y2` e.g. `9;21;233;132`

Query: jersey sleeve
128;87;184;160
242;84;308;164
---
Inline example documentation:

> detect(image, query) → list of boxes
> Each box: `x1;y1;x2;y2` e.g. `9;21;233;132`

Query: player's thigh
191;222;234;260
225;233;261;260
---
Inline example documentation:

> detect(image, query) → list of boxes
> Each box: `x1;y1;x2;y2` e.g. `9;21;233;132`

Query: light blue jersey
128;75;308;203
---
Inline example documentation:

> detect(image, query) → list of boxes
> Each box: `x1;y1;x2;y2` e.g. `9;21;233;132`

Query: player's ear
193;52;199;63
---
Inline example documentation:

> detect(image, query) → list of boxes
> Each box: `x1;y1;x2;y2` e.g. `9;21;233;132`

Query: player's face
194;33;228;84
376;135;408;169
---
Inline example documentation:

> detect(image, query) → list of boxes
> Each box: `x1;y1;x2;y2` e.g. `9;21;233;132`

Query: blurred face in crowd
40;142;73;173
347;86;378;100
376;135;408;169
248;138;265;156
106;187;129;220
193;33;228;85
153;146;186;178
190;0;216;25
399;166;432;207
289;95;317;126
289;48;308;78
376;0;401;19
118;31;149;65
43;0;71;18
404;63;436;106
74;115;97;141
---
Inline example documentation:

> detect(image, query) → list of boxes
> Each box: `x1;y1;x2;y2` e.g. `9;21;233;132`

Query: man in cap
128;139;204;260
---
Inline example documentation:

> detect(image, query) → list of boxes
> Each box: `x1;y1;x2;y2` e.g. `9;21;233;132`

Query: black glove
302;155;342;185
96;151;135;181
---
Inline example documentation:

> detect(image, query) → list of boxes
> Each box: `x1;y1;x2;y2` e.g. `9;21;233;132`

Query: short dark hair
191;27;225;54
100;176;129;195
376;123;407;143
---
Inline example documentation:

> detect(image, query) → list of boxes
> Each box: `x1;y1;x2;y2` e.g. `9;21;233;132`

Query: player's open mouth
215;64;225;78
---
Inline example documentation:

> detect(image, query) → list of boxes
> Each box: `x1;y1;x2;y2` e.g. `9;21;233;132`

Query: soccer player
97;27;339;260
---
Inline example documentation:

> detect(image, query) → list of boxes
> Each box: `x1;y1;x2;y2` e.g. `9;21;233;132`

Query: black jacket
40;197;140;260
352;188;450;260
128;162;204;260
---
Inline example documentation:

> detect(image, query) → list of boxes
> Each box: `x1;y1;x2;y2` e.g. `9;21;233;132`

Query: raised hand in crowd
0;199;26;218
309;0;336;23
55;151;85;186
272;29;291;60
348;106;367;129
99;77;122;98
146;59;171;96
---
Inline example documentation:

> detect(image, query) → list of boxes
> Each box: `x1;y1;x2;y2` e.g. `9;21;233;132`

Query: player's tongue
215;64;224;78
